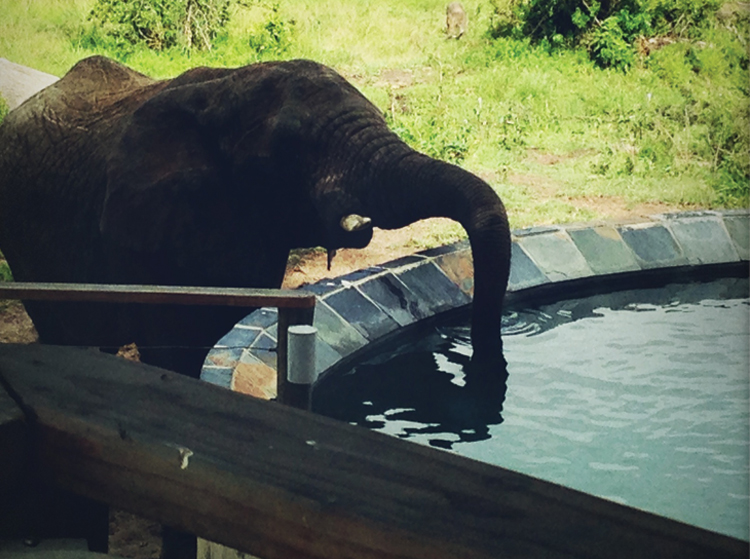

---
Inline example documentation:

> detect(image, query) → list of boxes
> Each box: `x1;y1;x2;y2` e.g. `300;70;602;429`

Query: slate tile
314;339;344;376
508;242;549;291
516;230;593;281
249;332;278;369
358;273;424;326
568;226;640;275
299;280;342;297
200;367;233;389
665;216;739;265
618;224;688;269
204;347;243;369
312;300;368;357
233;357;277;400
514;224;561;237
215;326;261;350
238;307;278;328
324;286;400;341
434;248;475;295
722;214;749;261
395;262;471;317
380;254;427;269
419;239;470;257
338;266;386;283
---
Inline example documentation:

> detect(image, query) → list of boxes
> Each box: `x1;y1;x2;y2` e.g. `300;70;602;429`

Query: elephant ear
100;82;224;254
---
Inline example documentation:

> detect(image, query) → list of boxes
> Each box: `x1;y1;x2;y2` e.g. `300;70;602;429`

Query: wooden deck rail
0;282;316;308
0;282;315;403
0;344;747;559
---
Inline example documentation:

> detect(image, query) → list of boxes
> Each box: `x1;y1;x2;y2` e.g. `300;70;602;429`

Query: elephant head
0;56;510;376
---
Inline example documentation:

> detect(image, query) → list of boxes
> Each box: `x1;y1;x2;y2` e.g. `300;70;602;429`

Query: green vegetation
0;0;747;235
84;0;233;52
0;95;8;124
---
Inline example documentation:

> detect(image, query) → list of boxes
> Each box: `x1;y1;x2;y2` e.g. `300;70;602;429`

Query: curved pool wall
200;209;750;396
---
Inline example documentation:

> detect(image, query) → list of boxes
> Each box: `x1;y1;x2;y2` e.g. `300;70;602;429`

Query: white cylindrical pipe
287;325;318;385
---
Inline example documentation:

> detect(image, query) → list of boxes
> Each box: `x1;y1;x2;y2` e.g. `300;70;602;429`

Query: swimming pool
314;276;750;540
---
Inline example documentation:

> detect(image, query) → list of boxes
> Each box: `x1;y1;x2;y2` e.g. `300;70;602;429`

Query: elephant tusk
340;214;372;232
327;248;337;271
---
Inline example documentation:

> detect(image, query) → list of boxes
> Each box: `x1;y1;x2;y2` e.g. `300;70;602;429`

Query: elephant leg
161;527;196;559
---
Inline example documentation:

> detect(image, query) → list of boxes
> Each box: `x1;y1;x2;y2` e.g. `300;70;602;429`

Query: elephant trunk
368;149;511;366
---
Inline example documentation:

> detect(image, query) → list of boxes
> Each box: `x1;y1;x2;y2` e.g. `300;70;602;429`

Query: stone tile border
201;210;749;396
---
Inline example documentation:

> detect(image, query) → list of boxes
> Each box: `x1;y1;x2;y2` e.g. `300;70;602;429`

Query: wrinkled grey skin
0;56;510;378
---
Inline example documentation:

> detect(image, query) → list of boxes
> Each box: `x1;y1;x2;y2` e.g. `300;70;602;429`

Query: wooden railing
0;282;315;404
0;283;747;559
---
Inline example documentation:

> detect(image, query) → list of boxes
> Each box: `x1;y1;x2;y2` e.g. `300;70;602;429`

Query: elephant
0;55;510;379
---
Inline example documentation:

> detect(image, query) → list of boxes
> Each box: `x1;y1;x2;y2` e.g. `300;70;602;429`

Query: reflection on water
314;331;508;448
313;277;750;540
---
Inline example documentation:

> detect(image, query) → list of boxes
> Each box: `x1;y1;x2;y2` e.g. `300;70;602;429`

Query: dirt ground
0;200;689;558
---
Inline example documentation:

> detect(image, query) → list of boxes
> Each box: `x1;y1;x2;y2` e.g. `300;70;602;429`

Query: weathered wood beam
0;283;315;309
0;344;745;559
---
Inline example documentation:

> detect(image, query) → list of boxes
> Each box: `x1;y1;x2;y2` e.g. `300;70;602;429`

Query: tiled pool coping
200;210;749;397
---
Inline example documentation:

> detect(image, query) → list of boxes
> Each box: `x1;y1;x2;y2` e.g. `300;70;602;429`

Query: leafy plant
588;16;636;70
0;260;12;282
0;95;8;124
85;0;233;52
245;1;295;56
488;0;725;70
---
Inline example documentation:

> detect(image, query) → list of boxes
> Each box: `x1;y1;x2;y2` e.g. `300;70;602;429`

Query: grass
0;0;748;236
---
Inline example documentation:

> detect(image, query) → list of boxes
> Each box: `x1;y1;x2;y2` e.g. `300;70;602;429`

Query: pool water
314;277;750;540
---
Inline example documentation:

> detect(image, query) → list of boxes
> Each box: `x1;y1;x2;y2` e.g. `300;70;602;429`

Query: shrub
86;0;233;52
488;0;725;70
245;1;295;56
0;96;8;124
0;260;12;282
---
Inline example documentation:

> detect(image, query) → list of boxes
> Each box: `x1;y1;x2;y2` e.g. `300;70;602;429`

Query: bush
0;260;12;282
86;0;233;52
588;16;637;70
245;1;295;56
0;96;8;124
488;0;725;70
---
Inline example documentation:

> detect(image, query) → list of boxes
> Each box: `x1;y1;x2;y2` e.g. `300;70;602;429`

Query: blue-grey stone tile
266;322;278;341
722;214;749;261
338;266;385;283
324;286;399;340
508;242;550;291
516;230;593;281
419;239;470;257
568;226;640;275
313;300;368;357
238;307;278;328
249;332;278;369
301;279;343;297
200;367;233;389
380;254;427;269
358;273;425;326
215;326;261;349
315;339;343;375
395;262;471;317
204;347;243;368
666;216;739;265
514;224;561;237
304;270;380;297
618;224;688;269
